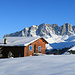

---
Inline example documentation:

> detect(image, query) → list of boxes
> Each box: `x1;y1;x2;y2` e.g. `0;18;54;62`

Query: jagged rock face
4;23;75;37
26;25;38;37
50;24;59;35
72;26;75;33
36;23;55;36
60;23;73;35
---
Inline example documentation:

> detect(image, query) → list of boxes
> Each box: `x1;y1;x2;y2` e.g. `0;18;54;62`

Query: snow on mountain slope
45;34;75;50
68;46;75;51
0;55;75;75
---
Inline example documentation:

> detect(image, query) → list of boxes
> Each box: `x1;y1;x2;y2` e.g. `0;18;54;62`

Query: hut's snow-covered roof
0;37;47;46
68;46;75;51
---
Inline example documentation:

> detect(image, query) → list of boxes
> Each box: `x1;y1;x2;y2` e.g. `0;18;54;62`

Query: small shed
0;37;48;58
68;46;75;54
64;46;75;55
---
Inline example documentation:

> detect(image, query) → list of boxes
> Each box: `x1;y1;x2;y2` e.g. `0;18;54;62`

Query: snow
0;37;41;46
32;25;37;27
44;34;75;50
0;55;75;75
0;34;75;50
68;46;75;51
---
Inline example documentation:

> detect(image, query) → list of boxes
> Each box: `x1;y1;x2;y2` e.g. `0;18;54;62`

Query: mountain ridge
4;23;75;37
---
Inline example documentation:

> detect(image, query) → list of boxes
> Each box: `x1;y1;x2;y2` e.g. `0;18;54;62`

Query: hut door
34;44;36;53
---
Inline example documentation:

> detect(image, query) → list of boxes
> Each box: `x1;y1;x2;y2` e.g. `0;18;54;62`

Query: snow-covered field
0;55;75;75
0;34;75;75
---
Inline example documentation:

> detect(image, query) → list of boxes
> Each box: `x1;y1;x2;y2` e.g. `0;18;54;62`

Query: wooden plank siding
24;38;46;57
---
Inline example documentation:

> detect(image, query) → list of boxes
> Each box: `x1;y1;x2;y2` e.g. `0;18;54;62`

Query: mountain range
3;23;75;54
4;23;75;37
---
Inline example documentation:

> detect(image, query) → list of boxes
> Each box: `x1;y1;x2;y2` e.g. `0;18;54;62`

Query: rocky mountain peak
4;23;75;37
59;23;73;35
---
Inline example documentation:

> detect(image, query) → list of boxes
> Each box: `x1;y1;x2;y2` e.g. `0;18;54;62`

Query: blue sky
0;0;75;39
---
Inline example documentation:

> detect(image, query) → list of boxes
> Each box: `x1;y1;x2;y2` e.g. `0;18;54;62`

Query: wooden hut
0;37;48;58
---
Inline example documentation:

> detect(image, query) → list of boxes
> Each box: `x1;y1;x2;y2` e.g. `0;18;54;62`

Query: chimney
4;38;7;44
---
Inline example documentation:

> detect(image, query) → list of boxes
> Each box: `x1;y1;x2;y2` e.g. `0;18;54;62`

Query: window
38;46;41;51
29;46;32;51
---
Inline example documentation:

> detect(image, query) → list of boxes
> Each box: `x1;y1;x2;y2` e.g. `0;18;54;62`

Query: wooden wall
24;38;46;57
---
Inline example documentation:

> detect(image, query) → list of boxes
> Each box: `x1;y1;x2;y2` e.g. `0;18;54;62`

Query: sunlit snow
0;55;75;75
44;34;75;50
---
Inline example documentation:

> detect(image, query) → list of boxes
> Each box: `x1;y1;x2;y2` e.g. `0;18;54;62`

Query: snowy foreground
0;55;75;75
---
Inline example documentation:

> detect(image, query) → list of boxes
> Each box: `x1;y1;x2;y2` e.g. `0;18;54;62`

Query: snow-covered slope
45;34;75;50
68;46;75;51
0;55;75;75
